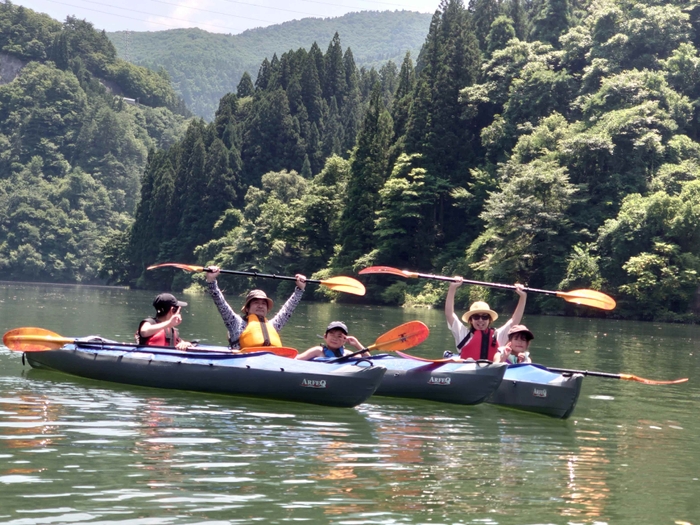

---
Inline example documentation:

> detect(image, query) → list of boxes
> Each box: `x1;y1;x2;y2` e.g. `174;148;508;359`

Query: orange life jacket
239;314;282;348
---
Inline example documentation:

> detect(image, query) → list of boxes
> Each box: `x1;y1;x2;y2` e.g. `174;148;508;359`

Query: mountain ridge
107;10;432;119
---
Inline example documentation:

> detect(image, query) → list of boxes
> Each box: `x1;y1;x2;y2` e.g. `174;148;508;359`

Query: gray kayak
323;355;507;405
24;342;386;408
486;363;584;418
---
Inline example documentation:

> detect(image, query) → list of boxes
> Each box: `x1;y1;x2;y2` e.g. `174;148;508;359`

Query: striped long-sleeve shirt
207;280;304;349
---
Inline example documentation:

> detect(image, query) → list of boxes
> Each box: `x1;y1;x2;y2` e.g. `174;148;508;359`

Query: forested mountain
114;0;700;322
107;11;432;120
0;2;190;283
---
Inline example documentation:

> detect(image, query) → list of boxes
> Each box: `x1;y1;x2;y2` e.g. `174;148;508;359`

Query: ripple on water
0;474;52;484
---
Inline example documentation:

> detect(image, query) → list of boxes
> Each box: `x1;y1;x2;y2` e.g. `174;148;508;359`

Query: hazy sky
16;0;442;34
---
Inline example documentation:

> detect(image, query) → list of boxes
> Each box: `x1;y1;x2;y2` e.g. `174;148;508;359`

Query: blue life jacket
322;345;344;358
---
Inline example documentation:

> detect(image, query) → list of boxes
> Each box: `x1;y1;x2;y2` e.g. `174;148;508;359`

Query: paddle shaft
548;367;622;379
336;339;393;361
400;271;559;296
203;268;320;285
548;367;687;384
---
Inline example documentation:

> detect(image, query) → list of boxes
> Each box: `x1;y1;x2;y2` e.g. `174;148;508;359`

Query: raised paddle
3;327;298;358
148;263;365;296
547;367;688;385
359;266;616;310
330;321;430;362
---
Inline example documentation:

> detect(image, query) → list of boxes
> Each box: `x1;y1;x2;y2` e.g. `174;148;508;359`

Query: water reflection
1;283;700;523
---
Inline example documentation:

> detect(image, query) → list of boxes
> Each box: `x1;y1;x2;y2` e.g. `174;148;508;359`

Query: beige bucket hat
461;301;498;323
241;289;274;312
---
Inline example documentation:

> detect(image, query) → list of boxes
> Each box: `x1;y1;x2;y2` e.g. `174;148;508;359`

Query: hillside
0;3;190;284
107;10;432;119
108;0;700;322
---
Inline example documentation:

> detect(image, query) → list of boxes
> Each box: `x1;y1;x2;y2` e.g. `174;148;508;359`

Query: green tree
486;16;516;56
237;72;254;97
374;153;436;269
530;0;571;47
469;158;579;288
336;85;394;268
471;0;502;50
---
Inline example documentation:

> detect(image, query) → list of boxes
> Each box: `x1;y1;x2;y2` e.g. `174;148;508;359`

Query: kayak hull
486;363;583;418
25;343;386;408
334;355;507;405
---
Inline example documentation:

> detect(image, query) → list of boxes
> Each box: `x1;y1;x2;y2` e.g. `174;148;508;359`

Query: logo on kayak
533;388;547;398
428;377;451;386
301;378;327;389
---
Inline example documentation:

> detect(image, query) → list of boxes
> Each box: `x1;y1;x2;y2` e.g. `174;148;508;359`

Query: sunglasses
470;314;491;321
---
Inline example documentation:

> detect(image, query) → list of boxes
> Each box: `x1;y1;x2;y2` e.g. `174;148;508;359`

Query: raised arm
270;274;306;330
343;335;370;357
510;284;527;325
444;277;463;326
206;267;244;344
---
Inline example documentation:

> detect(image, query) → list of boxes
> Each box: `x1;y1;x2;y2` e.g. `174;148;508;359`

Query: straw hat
461;301;498;323
241;289;274;312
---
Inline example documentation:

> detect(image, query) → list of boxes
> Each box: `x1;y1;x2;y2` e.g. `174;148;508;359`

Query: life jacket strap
256;314;272;346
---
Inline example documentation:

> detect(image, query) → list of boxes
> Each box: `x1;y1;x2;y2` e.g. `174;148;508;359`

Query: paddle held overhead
148;263;365;296
359;266;616;311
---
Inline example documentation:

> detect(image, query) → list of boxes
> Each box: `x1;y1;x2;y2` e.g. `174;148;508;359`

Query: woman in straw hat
444;277;527;361
205;266;306;350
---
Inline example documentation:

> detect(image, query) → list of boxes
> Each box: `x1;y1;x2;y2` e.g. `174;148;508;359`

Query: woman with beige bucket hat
444;277;527;361
205;266;306;349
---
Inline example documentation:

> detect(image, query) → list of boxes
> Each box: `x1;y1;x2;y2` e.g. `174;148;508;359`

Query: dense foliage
6;0;700;322
117;0;700;322
0;2;189;283
107;11;432;120
121;34;403;294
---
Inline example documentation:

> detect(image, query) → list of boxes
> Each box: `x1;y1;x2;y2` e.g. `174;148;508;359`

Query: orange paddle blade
318;276;366;296
240;347;298;358
620;374;688;385
368;321;429;352
147;263;205;272
359;266;418;278
3;328;71;352
556;289;616;311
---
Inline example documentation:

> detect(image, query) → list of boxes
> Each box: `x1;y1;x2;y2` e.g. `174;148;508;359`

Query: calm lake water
0;282;698;524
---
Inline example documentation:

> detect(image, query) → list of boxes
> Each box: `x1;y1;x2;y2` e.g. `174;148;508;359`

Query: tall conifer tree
237;72;254;97
325;33;347;106
336;85;394;267
471;0;502;51
341;48;362;154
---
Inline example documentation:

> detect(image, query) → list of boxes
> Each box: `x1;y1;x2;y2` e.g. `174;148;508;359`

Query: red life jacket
137;318;179;347
457;328;498;360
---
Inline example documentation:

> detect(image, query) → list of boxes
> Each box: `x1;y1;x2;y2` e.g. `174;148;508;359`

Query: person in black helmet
136;293;193;350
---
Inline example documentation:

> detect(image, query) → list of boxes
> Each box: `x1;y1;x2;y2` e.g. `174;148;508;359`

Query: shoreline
0;280;130;290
